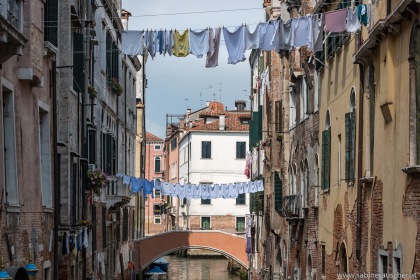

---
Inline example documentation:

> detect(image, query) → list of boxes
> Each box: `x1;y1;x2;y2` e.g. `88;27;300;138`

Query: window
154;215;161;224
201;141;211;159
102;132;116;175
378;250;389;279
345;112;356;184
299;78;308;121
155;189;161;199
392;246;402;279
290;88;297;127
153;204;162;215
102;206;107;249
154;145;161;151
73;32;85;93
201;217;211;230
154;157;161;173
338;134;342;184
236;193;246;205
106;32;119;82
44;0;58;47
88;127;97;164
201;199;211;205
171;138;177;151
39;105;52;208
321;112;331;190
123;208;128;241
236;217;245;232
274;171;282;212
3;87;18;205
171;162;176;179
236;142;246;159
321;244;326;275
275;101;283;132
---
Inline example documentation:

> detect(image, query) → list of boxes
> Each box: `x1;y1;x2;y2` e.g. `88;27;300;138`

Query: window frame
236;217;246;232
201;141;212;159
236;193;246;205
201;216;211;230
236;141;246;159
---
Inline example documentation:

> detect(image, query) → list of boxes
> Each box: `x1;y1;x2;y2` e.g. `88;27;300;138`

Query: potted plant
86;169;108;195
88;85;98;99
111;78;123;96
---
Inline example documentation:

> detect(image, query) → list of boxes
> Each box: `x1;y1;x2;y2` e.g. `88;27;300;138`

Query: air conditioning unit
88;164;96;172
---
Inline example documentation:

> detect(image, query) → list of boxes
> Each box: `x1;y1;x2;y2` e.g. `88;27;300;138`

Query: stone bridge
134;230;248;270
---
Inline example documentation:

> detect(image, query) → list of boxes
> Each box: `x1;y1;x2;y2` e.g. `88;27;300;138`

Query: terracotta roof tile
146;132;164;142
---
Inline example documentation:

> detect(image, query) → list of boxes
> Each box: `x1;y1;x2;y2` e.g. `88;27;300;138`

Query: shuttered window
106;32;119;81
116;211;121;242
154;157;161;172
201;141;211;159
44;0;58;46
321;128;331;190
345;112;355;183
102;133;116;175
123;208;128;241
274;171;282;212
73;32;85;93
102;206;107;248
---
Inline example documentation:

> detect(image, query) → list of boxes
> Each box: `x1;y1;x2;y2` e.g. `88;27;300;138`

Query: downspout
52;60;59;280
187;132;190;230
356;64;364;261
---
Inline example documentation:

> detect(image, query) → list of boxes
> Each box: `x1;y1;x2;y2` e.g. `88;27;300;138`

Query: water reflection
165;255;241;280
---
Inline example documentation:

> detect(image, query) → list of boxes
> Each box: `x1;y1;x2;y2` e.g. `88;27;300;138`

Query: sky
122;0;265;139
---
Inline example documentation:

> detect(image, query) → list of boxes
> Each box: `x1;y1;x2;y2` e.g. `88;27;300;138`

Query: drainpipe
356;64;364;262
52;60;59;280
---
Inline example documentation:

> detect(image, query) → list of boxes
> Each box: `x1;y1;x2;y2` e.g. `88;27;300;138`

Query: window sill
320;188;329;195
359;176;374;183
43;207;54;213
6;204;21;213
401;165;420;174
200;158;213;160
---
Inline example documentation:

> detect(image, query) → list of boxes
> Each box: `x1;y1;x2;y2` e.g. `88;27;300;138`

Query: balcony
280;195;304;220
105;179;132;209
0;0;27;63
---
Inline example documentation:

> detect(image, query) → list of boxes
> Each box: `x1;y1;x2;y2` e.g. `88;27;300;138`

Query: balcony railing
0;0;26;63
105;179;131;208
281;194;302;219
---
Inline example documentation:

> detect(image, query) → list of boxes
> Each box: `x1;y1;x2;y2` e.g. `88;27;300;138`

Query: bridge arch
134;230;249;270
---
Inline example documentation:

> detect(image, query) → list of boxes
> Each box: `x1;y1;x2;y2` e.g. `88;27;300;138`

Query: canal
164;255;242;280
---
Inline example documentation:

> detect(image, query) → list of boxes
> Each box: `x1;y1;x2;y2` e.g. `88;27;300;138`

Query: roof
146;132;163;142
190;102;251;132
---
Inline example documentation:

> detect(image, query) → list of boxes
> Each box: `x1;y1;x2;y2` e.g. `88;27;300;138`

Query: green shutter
345;113;351;182
106;33;112;78
274;171;282;212
44;0;58;47
349;112;356;182
73;32;85;93
258;105;263;140
322;128;331;190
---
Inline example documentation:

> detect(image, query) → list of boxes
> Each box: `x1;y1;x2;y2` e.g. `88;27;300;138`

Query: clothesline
122;4;371;67
115;173;264;200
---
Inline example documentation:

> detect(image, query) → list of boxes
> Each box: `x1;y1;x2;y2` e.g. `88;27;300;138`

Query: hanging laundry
258;21;279;51
83;228;88;249
324;9;348;32
123;175;131;185
193;184;201;199
293;16;312;47
357;4;368;26
121;31;145;56
156;31;164;54
278;19;294;51
173;30;190;57
130;177;144;194
189;29;210;58
144;179;155;198
310;14;324;52
223;25;246;64
216;184;223;198
186;184;194;198
206;27;221;68
145;30;157;59
209;184;217;198
62;232;69;255
347;7;361;32
245;23;261;50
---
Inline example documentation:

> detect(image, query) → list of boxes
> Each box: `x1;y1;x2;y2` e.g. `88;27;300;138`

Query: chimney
186;108;191;115
121;9;132;30
235;100;246;111
219;114;225;130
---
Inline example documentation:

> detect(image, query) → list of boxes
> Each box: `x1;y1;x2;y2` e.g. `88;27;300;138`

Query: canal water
165;255;242;280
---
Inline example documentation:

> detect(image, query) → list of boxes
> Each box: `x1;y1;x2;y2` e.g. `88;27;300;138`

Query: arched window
154;157;161;173
345;89;356;184
300;162;305;207
305;159;310;207
321;111;331;190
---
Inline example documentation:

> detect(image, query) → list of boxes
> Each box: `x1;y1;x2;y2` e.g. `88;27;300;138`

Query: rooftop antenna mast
219;83;222;103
